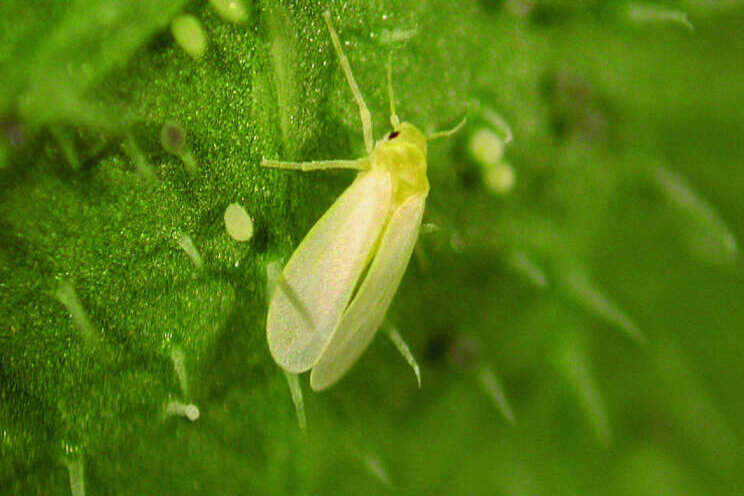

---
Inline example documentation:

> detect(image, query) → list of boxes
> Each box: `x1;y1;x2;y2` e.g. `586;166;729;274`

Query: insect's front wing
310;193;427;391
267;171;392;374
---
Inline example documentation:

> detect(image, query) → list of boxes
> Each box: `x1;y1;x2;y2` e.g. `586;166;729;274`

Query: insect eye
388;131;400;140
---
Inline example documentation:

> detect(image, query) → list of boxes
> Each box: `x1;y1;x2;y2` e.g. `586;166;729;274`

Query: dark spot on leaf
160;120;186;155
2;116;24;148
449;336;479;370
426;334;452;364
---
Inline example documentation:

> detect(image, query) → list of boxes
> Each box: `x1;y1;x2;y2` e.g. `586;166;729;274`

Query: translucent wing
310;193;427;391
267;170;392;373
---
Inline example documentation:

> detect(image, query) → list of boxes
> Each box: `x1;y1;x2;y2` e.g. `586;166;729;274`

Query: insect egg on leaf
224;203;255;242
160;120;198;176
171;14;207;60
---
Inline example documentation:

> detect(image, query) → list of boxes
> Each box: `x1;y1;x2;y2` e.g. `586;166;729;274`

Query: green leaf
2;0;744;494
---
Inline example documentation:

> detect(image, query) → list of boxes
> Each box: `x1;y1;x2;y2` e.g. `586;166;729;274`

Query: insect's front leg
261;158;369;172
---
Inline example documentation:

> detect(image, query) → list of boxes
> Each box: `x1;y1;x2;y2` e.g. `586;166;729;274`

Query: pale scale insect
171;14;207;60
483;161;515;195
224;202;255;242
208;0;250;24
263;11;464;391
469;128;505;165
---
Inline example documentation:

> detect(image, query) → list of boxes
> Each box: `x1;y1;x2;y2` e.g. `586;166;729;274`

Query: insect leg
261;158;368;171
271;268;316;336
323;11;374;153
385;324;421;387
284;371;308;436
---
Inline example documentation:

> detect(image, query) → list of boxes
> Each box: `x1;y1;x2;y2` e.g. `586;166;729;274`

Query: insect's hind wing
310;194;427;391
267;171;392;373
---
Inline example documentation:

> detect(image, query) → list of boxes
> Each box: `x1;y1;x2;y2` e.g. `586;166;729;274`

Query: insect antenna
428;117;467;141
387;53;401;129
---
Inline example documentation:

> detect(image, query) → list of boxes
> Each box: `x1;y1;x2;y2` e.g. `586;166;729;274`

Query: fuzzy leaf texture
1;0;743;494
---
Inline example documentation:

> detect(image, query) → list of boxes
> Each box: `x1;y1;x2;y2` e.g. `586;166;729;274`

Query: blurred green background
1;0;742;494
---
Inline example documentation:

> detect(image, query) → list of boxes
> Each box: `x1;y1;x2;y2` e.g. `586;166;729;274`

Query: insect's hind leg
261;158;368;172
323;11;374;154
384;324;421;387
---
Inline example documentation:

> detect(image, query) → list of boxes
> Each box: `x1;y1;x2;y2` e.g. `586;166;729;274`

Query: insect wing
267;171;392;373
310;193;427;390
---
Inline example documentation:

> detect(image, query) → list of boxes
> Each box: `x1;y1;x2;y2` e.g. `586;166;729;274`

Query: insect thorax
370;122;429;206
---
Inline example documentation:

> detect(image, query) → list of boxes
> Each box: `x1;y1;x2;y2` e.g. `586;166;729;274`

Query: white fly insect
263;11;464;391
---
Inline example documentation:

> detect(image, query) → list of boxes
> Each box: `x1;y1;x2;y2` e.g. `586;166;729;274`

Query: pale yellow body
264;124;428;390
370;123;430;207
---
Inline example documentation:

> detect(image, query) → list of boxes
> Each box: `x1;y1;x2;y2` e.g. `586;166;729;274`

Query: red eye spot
388;131;400;140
